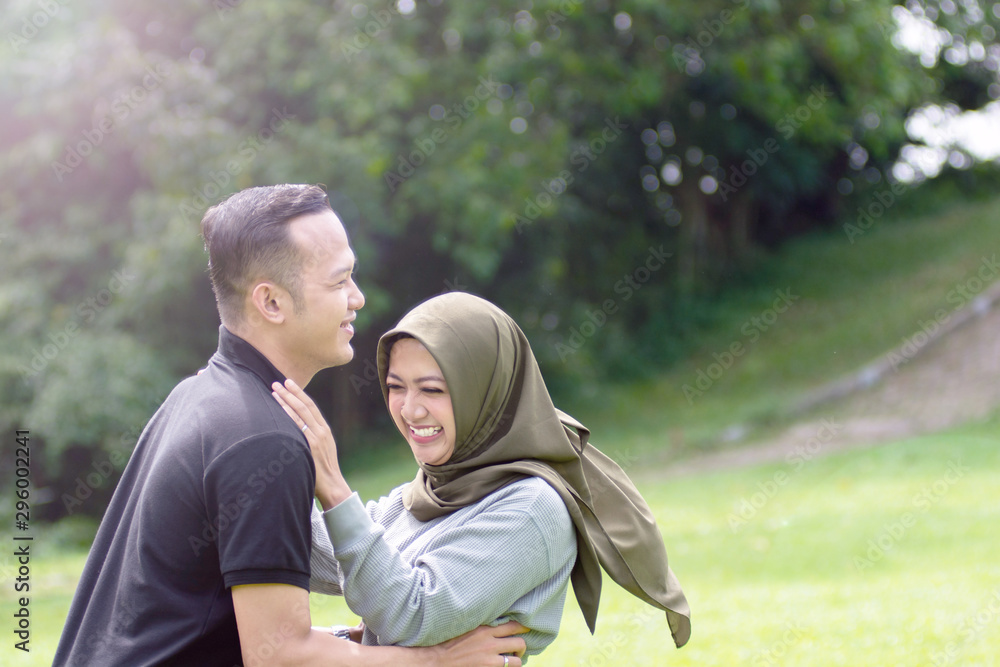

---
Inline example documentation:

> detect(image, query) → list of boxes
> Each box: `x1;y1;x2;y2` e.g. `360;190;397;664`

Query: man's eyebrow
329;258;356;279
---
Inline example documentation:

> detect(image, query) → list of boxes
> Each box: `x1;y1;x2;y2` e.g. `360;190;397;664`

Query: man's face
281;209;365;372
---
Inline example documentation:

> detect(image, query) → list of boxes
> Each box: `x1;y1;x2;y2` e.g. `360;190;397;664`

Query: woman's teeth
411;426;442;437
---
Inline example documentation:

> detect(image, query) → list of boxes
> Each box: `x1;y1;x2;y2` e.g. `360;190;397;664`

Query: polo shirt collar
216;325;287;388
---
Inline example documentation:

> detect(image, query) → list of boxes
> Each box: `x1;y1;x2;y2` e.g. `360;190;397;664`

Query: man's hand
431;622;528;667
233;584;527;667
272;379;353;510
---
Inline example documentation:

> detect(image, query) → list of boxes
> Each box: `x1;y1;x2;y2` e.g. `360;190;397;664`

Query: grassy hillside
564;194;1000;457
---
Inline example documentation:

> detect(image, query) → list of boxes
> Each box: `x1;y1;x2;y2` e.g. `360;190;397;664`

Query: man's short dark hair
200;184;332;326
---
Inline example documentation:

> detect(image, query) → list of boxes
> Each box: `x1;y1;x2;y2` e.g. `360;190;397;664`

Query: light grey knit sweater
310;476;577;659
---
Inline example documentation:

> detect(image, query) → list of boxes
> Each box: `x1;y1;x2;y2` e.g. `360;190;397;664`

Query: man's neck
226;323;313;388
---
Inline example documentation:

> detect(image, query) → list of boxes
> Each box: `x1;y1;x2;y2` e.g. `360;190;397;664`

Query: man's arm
232;583;525;667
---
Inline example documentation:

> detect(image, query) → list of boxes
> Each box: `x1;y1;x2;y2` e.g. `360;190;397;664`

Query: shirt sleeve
204;433;315;590
322;482;577;654
309;503;344;595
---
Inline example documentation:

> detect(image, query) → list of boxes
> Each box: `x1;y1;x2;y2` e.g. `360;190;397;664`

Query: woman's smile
408;424;444;442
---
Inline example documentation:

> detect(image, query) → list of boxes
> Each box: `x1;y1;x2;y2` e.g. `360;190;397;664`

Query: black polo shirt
54;327;315;666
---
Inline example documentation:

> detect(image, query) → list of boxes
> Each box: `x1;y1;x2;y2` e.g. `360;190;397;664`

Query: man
54;184;525;666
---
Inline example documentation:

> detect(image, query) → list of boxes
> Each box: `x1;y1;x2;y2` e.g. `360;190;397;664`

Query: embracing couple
54;184;690;666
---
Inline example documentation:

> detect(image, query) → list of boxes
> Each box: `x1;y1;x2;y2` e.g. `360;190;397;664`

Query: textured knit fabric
376;292;691;646
310;476;576;659
54;327;314;667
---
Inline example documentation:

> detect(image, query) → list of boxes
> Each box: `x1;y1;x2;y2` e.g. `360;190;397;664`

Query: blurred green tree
1;0;997;519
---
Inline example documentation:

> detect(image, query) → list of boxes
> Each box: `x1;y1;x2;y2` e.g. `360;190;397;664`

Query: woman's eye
386;383;403;392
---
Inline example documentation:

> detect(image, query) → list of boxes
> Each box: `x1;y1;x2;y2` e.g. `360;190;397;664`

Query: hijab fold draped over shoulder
376;292;691;648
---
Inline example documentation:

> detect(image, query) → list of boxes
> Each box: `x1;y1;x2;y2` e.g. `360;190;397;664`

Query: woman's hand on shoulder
272;379;353;510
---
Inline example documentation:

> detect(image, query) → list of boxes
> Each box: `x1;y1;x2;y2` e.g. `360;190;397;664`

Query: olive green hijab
376;292;691;647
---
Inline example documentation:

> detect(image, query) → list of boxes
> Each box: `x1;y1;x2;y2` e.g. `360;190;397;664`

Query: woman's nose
400;393;427;421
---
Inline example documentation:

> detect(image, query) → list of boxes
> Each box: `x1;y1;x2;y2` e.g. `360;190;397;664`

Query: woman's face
386;338;457;466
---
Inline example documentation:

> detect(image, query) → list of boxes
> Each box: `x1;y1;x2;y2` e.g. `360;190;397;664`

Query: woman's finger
281;379;328;427
271;391;314;438
271;382;324;433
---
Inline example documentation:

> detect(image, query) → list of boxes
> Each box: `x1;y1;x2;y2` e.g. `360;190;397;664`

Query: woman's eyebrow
386;371;446;383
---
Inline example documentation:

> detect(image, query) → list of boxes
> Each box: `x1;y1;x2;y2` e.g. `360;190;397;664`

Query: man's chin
330;346;355;367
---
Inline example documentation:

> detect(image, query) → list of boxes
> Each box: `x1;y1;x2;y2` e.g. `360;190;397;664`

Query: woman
272;292;691;660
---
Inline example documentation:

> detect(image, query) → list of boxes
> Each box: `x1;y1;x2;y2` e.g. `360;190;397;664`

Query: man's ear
247;281;291;326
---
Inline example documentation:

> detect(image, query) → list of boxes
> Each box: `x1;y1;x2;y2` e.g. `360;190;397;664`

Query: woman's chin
412;448;449;466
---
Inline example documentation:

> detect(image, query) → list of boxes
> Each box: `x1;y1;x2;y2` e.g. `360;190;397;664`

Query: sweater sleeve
322;481;576;656
308;503;343;595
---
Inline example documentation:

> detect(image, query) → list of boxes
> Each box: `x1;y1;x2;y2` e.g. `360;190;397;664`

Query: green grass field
4;417;998;665
5;195;1000;664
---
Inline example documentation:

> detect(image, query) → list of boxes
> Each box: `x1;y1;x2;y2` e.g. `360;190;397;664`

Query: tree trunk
676;177;710;294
